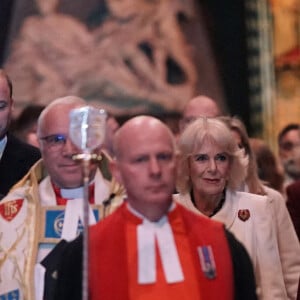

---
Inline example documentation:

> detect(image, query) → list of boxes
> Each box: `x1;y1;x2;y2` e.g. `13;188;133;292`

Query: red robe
89;202;234;300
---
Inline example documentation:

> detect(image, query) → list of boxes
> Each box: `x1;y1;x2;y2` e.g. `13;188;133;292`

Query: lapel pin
238;209;250;222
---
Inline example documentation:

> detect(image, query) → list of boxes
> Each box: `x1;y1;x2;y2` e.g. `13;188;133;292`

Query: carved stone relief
4;0;224;117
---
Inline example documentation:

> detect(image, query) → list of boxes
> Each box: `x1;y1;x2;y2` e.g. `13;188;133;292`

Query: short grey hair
37;96;86;137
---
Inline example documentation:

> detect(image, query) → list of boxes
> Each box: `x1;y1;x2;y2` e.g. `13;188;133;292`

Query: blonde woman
220;115;300;300
175;117;287;300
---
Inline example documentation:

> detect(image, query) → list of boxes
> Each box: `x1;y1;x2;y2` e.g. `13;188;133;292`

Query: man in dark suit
286;180;300;242
287;181;300;300
0;69;40;197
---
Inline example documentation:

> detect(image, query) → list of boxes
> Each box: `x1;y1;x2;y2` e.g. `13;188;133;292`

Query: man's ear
109;159;123;184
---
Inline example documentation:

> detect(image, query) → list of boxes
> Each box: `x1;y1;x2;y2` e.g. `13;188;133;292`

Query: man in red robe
55;116;257;300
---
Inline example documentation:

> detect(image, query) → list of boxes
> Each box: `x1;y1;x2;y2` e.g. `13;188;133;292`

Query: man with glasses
0;96;124;300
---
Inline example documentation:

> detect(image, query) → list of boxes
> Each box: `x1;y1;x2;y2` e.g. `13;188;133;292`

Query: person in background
278;123;300;187
0;69;41;198
11;104;45;148
250;137;284;195
0;96;125;300
285;177;300;300
179;95;223;132
287;179;300;242
220;116;300;300
55;115;257;300
175;116;289;299
101;113;120;159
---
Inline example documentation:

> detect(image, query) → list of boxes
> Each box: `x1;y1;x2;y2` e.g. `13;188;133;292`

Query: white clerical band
137;216;184;284
62;198;96;241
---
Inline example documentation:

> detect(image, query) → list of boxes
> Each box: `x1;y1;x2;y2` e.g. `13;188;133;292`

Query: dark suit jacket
0;133;41;197
286;181;300;300
286;180;300;242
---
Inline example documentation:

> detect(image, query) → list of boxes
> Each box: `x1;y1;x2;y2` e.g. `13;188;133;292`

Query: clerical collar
134;201;184;284
0;135;7;160
60;186;84;199
126;201;176;222
60;179;95;199
190;189;226;217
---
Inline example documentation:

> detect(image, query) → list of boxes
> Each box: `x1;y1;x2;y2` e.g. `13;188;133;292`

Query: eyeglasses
39;134;68;150
280;141;300;151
